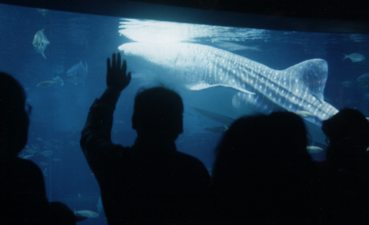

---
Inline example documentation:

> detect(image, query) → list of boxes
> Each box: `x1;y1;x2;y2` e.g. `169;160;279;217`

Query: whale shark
119;42;338;125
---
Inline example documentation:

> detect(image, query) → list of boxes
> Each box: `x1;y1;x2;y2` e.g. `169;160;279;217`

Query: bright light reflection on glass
119;19;267;44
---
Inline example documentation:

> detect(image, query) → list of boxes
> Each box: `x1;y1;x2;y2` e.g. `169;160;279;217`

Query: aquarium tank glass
1;2;369;224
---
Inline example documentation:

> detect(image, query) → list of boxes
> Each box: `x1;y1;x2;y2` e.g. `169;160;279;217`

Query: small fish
344;53;366;63
341;80;354;88
40;150;53;158
36;8;48;17
36;76;64;88
306;145;324;153
32;29;50;59
66;61;88;85
356;73;369;83
36;80;56;88
20;154;35;159
52;76;64;87
96;197;103;213
24;145;38;154
356;73;369;92
205;125;229;133
74;210;99;219
349;34;366;43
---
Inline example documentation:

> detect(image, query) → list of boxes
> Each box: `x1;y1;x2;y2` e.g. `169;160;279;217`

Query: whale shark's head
119;42;155;72
119;42;187;67
119;42;185;79
118;42;191;90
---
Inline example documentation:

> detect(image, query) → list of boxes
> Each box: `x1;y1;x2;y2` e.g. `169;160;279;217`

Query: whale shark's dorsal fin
283;58;328;100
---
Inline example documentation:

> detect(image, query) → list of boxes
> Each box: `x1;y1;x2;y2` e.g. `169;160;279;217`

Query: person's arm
80;52;131;172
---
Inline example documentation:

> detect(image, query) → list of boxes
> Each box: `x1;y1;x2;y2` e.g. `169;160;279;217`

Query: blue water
1;3;369;225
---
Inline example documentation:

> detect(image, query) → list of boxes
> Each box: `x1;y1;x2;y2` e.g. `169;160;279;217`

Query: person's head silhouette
132;86;183;143
323;108;369;159
0;72;30;158
268;111;309;155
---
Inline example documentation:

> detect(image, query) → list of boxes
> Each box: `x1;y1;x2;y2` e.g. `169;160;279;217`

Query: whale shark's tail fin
283;58;328;100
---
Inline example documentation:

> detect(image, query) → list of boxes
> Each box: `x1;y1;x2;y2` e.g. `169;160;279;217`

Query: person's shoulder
172;151;210;188
6;157;40;170
14;158;43;176
1;158;45;188
114;144;131;156
174;151;208;172
175;151;201;162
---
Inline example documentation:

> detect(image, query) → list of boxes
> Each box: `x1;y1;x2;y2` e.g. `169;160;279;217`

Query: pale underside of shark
119;42;338;125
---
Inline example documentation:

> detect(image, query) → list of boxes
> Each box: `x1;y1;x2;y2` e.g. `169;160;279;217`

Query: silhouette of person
212;115;269;225
321;108;369;225
267;111;319;225
80;52;210;225
0;72;78;225
212;112;318;225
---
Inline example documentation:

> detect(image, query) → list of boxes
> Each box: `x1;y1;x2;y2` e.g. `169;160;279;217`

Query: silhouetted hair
268;111;308;152
0;72;29;157
0;72;26;113
212;115;266;184
212;112;315;225
321;109;369;225
132;87;183;139
322;108;369;147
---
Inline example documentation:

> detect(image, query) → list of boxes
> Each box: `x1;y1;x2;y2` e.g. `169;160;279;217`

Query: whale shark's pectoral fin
186;82;212;91
187;82;255;95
